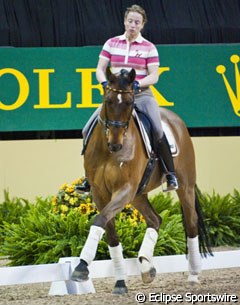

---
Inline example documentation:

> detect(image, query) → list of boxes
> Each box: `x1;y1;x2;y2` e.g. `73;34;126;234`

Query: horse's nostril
108;143;122;152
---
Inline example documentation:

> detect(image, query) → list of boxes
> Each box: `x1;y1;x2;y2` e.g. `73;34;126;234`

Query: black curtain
1;0;240;139
0;0;240;47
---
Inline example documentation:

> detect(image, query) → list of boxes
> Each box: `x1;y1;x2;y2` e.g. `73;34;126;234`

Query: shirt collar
119;32;144;43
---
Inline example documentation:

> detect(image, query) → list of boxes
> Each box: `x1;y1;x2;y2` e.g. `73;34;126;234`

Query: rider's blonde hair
124;4;147;24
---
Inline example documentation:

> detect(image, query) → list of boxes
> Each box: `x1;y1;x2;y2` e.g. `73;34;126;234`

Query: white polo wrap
80;225;105;265
108;243;126;281
187;236;202;274
138;227;158;263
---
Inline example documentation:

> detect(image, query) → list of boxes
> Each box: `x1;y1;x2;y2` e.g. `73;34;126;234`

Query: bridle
98;84;135;133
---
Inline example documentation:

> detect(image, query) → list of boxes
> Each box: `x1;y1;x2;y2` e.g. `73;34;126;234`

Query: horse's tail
194;185;213;257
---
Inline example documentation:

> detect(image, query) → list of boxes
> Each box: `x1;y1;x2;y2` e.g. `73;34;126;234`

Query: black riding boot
75;178;91;193
156;134;178;191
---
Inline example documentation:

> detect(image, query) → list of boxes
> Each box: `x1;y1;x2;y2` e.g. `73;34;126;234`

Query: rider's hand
133;80;140;93
101;81;108;89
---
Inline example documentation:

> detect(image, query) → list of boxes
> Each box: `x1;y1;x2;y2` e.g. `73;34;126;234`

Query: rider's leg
82;106;101;140
156;134;178;191
76;106;102;193
135;90;178;191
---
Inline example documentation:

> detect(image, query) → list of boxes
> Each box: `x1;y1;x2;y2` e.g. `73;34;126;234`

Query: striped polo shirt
99;33;159;80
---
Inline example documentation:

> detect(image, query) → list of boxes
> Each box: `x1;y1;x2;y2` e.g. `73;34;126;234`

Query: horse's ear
127;69;136;84
106;66;117;83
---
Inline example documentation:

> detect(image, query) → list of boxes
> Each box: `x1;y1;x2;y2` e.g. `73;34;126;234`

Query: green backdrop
0;44;239;131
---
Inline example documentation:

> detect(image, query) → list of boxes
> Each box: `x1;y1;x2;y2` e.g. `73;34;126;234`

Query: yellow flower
61;204;69;213
52;207;58;214
79;203;88;214
132;213;138;223
133;209;139;217
86;203;95;213
128;217;137;226
86;197;92;203
120;212;127;220
64;194;70;201
66;186;75;193
52;196;57;205
72;178;84;185
69;197;78;206
125;203;132;210
60;183;68;190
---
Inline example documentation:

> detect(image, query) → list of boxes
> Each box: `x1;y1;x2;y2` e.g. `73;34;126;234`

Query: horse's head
100;67;136;152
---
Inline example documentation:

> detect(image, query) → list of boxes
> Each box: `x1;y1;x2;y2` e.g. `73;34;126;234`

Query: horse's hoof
188;274;199;285
112;286;128;295
141;267;156;284
112;280;128;295
71;263;89;282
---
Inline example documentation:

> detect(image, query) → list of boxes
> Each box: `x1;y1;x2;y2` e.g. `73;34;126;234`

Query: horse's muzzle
108;143;122;152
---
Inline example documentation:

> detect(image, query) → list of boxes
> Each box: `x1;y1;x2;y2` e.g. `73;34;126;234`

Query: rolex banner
0;45;239;132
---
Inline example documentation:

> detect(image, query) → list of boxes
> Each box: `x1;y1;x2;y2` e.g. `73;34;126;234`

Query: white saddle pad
133;109;179;158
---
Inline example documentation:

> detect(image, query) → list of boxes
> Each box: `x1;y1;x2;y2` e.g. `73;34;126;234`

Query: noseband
98;85;135;131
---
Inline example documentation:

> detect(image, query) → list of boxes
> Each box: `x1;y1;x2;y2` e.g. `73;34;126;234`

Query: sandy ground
0;247;239;305
0;267;239;305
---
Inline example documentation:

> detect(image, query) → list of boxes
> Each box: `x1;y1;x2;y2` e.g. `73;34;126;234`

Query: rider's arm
96;57;109;83
138;65;159;88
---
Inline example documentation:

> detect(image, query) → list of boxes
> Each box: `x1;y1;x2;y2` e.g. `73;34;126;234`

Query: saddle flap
132;109;179;158
132;109;152;158
162;121;179;157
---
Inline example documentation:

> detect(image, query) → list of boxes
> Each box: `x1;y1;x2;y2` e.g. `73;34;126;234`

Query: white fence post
49;257;95;295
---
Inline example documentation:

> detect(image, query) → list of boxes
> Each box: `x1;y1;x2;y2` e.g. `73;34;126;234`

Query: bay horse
71;67;211;294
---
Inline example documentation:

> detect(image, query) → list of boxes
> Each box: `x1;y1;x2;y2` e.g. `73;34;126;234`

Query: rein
105;85;134;94
98;84;135;131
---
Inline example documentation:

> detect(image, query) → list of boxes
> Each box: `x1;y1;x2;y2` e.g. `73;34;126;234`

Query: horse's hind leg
177;186;202;284
132;194;161;284
105;218;128;294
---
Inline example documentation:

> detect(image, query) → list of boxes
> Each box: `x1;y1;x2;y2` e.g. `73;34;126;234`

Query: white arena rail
0;250;239;295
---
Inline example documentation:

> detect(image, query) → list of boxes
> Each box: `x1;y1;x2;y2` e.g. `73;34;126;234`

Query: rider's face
124;12;144;40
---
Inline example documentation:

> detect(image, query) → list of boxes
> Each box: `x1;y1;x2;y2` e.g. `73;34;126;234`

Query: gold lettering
33;69;71;108
0;68;29;110
151;67;174;106
76;68;102;108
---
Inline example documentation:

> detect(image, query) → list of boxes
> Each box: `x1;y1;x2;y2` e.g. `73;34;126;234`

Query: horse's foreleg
106;219;128;294
133;195;161;284
72;183;134;283
71;225;105;282
138;227;158;283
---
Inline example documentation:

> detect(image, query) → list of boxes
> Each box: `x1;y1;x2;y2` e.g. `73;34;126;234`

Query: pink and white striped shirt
99;33;159;81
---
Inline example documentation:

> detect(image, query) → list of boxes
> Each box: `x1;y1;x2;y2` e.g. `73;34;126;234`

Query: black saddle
134;105;154;151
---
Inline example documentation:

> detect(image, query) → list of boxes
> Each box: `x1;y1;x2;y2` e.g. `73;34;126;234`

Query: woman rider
78;4;178;192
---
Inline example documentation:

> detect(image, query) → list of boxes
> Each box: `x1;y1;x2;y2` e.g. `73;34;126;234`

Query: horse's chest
92;156;133;178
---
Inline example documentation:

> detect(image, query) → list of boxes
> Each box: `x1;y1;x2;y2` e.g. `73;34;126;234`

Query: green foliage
0;190;30;244
155;210;185;255
150;192;181;215
1;198;93;265
198;189;240;246
0;190;30;225
0;190;184;266
0;184;240;266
